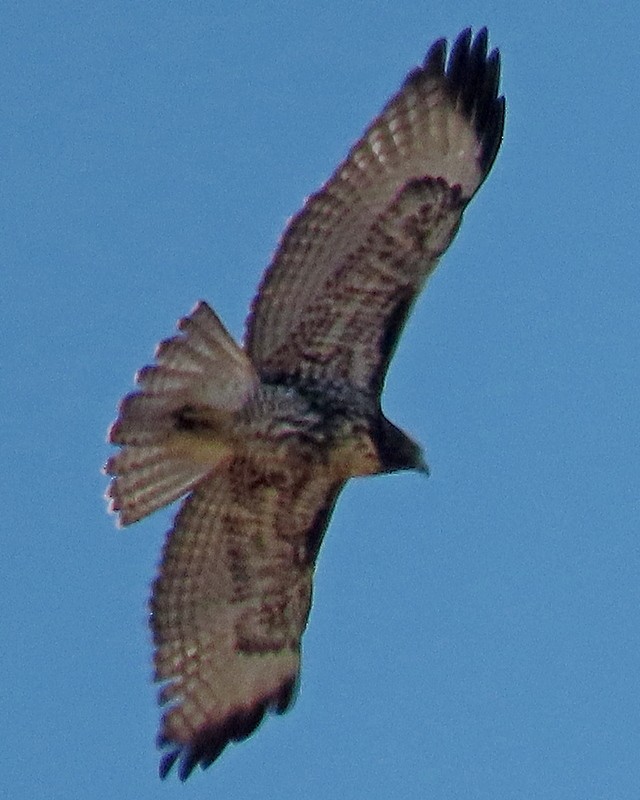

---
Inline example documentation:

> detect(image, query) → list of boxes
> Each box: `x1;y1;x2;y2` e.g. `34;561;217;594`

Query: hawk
105;28;505;780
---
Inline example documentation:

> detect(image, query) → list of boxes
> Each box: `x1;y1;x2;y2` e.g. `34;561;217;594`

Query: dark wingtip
481;95;505;176
158;706;267;781
158;747;180;781
416;28;505;181
447;27;473;89
448;28;505;179
423;37;447;75
158;677;298;781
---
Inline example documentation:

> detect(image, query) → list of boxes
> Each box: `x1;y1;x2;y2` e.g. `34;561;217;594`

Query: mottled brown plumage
105;28;505;780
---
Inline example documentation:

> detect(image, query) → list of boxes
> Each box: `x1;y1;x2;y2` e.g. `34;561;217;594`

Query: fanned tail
105;302;258;525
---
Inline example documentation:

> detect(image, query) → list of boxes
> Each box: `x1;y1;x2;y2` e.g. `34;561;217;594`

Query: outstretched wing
245;28;504;396
151;456;343;780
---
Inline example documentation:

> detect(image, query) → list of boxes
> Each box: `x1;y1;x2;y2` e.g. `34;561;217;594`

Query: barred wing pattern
245;28;504;394
152;463;343;780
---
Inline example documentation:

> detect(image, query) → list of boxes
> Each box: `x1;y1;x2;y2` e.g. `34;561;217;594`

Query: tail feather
109;394;179;445
105;447;211;525
105;301;258;526
152;302;258;411
136;364;203;395
177;303;248;366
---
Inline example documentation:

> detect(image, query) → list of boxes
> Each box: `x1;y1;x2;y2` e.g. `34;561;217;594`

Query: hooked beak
415;452;430;477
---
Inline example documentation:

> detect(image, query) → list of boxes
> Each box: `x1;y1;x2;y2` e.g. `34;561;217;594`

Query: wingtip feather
157;677;298;780
423;37;447;75
445;28;504;180
417;28;505;184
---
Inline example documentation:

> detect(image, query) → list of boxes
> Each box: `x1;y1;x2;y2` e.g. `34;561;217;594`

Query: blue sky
3;2;640;798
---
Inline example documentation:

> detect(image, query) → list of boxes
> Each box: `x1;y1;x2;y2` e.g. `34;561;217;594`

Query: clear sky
3;2;640;798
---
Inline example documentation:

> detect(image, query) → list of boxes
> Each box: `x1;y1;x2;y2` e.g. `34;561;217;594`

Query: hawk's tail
104;302;258;526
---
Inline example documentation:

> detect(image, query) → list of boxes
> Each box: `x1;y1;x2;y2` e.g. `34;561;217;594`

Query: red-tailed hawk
105;28;505;780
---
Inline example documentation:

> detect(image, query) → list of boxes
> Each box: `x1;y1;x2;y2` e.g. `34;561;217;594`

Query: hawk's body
106;29;505;780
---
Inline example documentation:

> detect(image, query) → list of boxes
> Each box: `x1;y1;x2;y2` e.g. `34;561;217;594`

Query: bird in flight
105;28;505;781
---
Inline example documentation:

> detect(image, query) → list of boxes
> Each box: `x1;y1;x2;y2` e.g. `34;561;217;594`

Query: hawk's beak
415;453;430;477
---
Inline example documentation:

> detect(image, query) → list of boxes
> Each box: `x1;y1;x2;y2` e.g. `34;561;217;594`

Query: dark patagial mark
370;292;414;396
302;487;345;567
396;176;464;256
